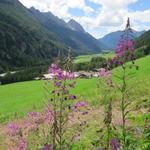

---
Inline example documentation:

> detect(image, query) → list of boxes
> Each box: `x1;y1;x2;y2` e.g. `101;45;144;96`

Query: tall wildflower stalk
48;48;76;149
104;99;112;150
112;18;136;149
97;68;114;150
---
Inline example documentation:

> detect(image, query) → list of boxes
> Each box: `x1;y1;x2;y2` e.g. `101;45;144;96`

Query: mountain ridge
99;30;145;50
0;0;68;73
29;7;103;54
0;0;105;73
67;19;85;33
135;29;150;55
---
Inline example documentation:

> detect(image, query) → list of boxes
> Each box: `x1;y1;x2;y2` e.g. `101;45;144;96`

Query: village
0;70;100;82
35;70;100;80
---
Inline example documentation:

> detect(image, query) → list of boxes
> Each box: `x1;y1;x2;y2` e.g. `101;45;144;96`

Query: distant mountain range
0;0;148;74
29;7;105;54
0;0;103;73
99;30;145;50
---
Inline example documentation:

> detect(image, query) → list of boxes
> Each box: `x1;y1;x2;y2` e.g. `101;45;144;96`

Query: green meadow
0;55;150;122
73;51;114;63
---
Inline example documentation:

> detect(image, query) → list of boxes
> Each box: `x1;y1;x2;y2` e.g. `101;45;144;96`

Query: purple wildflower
7;122;20;136
44;106;53;123
54;81;62;87
56;68;64;80
9;147;14;150
110;138;121;150
67;72;75;80
99;68;113;87
70;95;76;100
112;25;135;65
27;111;42;124
73;101;88;112
42;144;53;150
17;137;26;150
24;111;42;132
99;68;111;78
48;63;75;80
63;88;68;95
28;112;39;118
48;64;57;74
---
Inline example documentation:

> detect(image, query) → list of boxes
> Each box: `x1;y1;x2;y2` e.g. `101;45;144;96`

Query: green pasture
73;51;114;63
0;55;150;122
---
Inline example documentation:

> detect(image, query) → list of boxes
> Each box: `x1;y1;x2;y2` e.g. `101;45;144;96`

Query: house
77;71;93;78
42;73;55;80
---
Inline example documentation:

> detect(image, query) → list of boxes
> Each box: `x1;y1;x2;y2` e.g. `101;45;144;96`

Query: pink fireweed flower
17;137;26;150
24;111;43;132
111;138;121;150
24;120;38;132
54;81;62;87
27;111;43;124
70;95;76;100
7;122;20;136
112;28;135;65
99;68;112;78
73;101;88;112
44;106;53;123
62;88;69;95
28;111;39;118
48;64;57;74
42;144;53;150
9;147;14;150
127;39;134;51
112;56;117;64
48;63;75;80
56;68;64;80
116;39;124;57
99;68;113;87
66;72;75;80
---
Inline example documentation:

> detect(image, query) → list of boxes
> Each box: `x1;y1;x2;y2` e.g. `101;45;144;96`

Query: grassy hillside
0;0;67;73
135;29;150;54
0;55;150;122
74;52;114;63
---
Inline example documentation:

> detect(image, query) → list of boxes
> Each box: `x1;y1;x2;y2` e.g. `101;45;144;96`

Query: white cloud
130;9;150;23
19;0;93;19
87;0;138;27
19;0;150;38
67;0;94;14
79;0;150;37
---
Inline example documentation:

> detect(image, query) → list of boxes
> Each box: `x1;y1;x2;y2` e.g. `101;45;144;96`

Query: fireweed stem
53;80;57;149
106;123;111;150
121;64;127;149
59;81;66;150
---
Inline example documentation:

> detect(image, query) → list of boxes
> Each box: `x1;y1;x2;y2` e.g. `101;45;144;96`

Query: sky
19;0;150;38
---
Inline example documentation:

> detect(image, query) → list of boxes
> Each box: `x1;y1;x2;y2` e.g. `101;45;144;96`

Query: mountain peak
67;19;85;33
29;7;68;28
30;6;38;11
